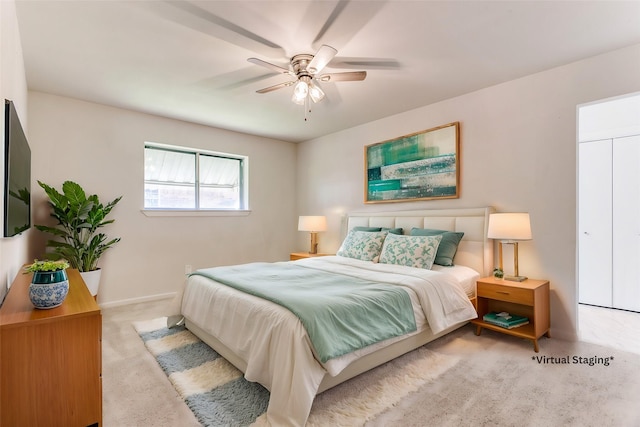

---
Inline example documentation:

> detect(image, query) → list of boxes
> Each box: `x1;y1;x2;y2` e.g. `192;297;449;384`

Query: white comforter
168;256;477;426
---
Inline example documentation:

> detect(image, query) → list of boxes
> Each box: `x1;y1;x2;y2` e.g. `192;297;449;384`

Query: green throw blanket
193;262;417;363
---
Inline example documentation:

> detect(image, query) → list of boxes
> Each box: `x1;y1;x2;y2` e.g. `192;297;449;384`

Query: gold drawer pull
496;291;510;295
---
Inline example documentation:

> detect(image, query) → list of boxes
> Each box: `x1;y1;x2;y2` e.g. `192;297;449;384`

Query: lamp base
309;232;319;254
504;275;527;282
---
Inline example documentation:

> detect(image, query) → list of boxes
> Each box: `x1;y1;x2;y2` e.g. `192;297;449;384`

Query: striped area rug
134;317;460;426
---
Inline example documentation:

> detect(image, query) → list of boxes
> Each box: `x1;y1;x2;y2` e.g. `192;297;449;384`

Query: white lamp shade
298;216;327;232
487;213;532;241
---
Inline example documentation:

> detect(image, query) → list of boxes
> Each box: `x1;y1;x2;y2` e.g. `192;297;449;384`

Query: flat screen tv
3;99;31;237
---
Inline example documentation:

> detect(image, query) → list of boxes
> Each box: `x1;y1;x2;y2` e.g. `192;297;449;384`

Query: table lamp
487;212;532;282
298;215;327;254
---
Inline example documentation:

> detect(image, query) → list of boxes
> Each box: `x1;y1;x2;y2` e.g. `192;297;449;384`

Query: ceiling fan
248;45;366;108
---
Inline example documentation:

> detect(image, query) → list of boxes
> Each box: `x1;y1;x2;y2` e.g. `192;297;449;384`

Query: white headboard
345;207;495;277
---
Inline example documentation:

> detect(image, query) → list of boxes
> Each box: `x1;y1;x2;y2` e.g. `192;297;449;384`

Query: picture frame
364;122;460;203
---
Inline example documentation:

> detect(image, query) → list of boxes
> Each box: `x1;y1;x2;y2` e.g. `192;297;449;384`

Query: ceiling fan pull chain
304;95;309;122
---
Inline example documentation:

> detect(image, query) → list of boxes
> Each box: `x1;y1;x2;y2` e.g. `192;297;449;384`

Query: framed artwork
364;122;460;203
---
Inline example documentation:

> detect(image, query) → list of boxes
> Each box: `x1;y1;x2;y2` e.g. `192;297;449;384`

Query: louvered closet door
612;135;640;312
579;139;613;307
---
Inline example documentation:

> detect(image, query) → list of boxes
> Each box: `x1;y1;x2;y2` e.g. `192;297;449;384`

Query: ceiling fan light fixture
249;45;367;113
308;82;325;103
292;79;308;105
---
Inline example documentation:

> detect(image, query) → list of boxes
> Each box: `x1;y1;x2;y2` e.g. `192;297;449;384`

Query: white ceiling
14;0;640;143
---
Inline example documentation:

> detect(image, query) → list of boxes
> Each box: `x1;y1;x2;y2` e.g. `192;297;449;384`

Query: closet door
612;135;640;312
579;139;612;307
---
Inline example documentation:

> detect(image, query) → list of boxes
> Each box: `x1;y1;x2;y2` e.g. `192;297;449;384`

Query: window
144;143;247;210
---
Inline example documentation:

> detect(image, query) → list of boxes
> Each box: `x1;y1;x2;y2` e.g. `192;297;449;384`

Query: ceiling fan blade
307;45;338;74
138;1;284;57
318;71;366;82
330;58;401;70
310;0;349;44
196;69;276;91
309;1;386;52
256;80;296;94
247;58;292;75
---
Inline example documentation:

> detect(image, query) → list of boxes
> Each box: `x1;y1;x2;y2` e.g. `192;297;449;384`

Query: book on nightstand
483;312;529;329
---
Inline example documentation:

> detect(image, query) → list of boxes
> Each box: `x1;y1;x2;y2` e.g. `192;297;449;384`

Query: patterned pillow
337;230;388;261
379;233;443;269
410;228;464;266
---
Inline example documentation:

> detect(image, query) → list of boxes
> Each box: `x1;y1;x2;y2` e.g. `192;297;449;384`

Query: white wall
297;43;640;341
0;0;30;303
27;92;297;305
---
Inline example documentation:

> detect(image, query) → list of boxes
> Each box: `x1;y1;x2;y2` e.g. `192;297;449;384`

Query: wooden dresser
0;268;102;427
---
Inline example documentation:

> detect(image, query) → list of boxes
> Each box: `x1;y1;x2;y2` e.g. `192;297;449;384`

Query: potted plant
24;259;70;309
35;180;122;297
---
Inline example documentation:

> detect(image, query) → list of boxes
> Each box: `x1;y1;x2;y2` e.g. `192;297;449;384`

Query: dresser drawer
477;282;534;305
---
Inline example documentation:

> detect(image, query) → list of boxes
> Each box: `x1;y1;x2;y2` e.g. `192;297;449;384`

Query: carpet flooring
102;299;640;427
133;317;459;426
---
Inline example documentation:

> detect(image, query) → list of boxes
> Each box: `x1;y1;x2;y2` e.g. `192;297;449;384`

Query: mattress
173;255;478;426
431;264;480;298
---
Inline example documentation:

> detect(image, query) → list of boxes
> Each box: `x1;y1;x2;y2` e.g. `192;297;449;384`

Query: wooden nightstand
471;276;550;352
290;252;333;261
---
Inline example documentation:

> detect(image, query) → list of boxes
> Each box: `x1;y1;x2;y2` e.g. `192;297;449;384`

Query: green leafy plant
24;259;70;273
35;180;122;272
493;268;504;279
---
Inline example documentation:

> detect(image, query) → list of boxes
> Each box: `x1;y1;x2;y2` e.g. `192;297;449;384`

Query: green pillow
410;228;464;266
352;226;382;232
352;226;403;235
383;227;404;235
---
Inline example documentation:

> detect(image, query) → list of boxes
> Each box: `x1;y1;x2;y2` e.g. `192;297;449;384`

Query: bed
168;207;495;426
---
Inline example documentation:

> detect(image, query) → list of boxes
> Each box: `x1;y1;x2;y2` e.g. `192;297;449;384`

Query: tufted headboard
344;207;495;277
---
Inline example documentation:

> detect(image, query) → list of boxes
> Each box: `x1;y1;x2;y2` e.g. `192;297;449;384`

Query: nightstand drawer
477;282;534;305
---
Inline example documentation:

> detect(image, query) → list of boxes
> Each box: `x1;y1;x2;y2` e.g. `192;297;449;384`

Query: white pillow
336;230;388;261
379;233;443;269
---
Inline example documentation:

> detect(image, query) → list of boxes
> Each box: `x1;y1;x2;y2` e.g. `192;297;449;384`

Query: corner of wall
1;0;31;300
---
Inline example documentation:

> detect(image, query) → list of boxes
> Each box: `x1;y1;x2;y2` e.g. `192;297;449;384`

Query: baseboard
98;292;175;309
549;327;578;342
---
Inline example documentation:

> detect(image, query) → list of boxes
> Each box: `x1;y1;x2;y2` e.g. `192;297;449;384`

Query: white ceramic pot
80;268;102;297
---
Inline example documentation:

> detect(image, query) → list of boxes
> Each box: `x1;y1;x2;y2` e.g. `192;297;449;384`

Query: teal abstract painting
365;122;460;203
